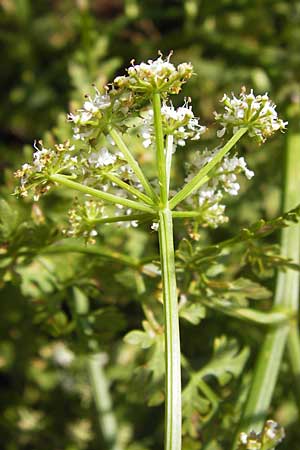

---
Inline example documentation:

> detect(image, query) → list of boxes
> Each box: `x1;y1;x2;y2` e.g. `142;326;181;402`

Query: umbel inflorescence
238;420;285;450
15;54;287;242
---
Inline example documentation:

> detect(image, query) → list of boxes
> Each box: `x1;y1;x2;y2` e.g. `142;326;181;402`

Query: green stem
284;131;300;408
91;212;154;224
88;355;121;450
158;209;182;450
105;172;155;206
49;174;155;214
172;211;202;218
109;128;157;202
200;298;291;326
234;326;288;441
169;128;247;209
73;287;121;450
153;92;168;206
153;91;182;450
287;324;300;404
166;134;174;198
233;130;300;447
40;243;139;267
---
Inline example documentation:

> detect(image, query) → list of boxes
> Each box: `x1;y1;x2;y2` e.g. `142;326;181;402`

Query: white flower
68;87;112;141
140;101;206;150
239;433;248;445
52;343;74;367
88;148;116;168
215;88;287;143
184;149;255;228
151;222;159;231
217;154;255;195
114;54;193;95
128;57;176;82
32;142;52;172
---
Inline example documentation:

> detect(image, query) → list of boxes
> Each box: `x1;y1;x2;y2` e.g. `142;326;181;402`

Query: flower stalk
153;92;168;206
109;127;157;202
49;174;155;214
104;172;155;205
170;127;248;209
153;91;182;450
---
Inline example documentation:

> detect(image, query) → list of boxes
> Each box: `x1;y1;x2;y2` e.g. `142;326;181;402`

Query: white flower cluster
215;88;287;143
68;87;112;141
88;147;117;168
238;420;285;450
113;54;193;95
84;148;144;196
185;149;254;228
141;101;206;149
14;140;76;200
64;199;104;244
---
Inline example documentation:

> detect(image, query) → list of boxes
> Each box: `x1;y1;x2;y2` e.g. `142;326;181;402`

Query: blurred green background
1;1;300;449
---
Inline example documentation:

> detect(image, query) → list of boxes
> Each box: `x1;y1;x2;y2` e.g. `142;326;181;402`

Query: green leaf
124;330;154;349
182;381;211;437
224;277;271;302
181;204;300;269
0;199;20;240
179;302;206;325
198;336;250;386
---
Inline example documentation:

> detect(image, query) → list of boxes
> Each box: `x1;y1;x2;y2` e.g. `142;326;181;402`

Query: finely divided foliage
15;54;287;450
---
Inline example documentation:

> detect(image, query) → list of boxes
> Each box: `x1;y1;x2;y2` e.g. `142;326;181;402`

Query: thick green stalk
169;128;247;209
153;92;181;450
49;174;155;214
287;325;300;404
284;132;300;407
233;131;300;447
158;209;182;450
153;92;168;205
73;287;120;450
109;128;157;202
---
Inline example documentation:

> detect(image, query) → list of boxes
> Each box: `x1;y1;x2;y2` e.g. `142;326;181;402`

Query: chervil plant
15;54;288;450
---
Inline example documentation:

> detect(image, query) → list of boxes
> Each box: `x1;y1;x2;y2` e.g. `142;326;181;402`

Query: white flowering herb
15;53;286;450
141;100;206;149
238;420;285;450
114;53;193;96
214;88;287;143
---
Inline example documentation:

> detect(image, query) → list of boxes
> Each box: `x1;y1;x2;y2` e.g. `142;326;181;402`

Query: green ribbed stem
50;174;155;214
153;92;168;206
153;91;181;450
284;132;300;408
109;127;157;202
232;130;300;447
158;209;181;450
